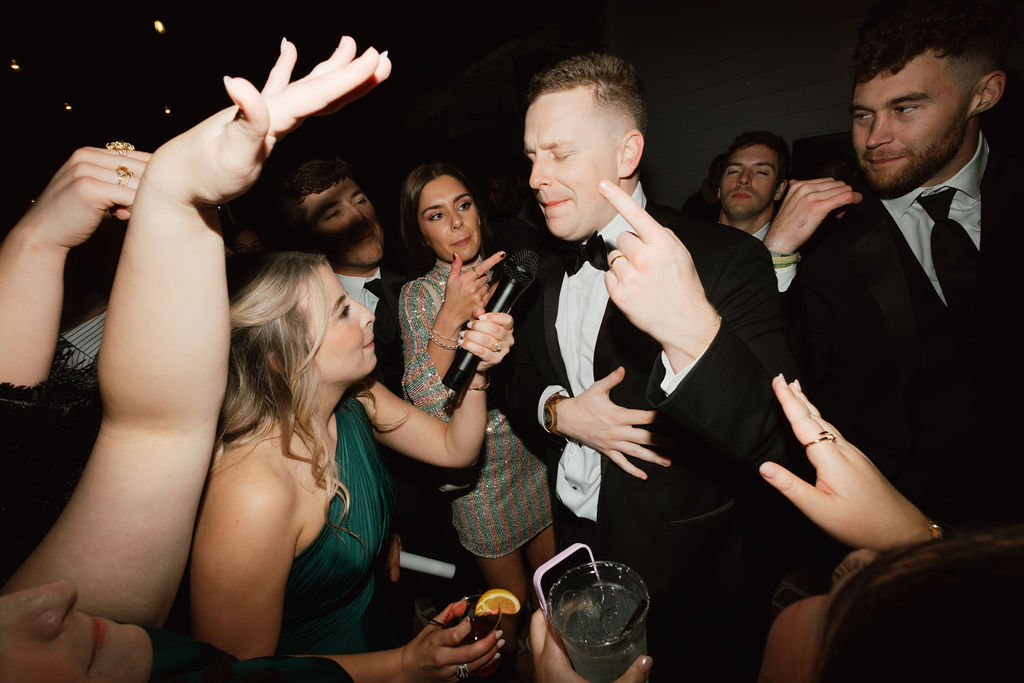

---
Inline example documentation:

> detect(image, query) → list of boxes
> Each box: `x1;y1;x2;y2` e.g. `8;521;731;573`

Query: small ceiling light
10;59;20;71
64;102;72;111
164;105;172;114
154;20;166;34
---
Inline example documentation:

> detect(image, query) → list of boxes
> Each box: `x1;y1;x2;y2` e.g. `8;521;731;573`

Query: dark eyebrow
422;193;472;214
725;161;776;169
850;92;930;114
331;294;347;314
310;199;340;223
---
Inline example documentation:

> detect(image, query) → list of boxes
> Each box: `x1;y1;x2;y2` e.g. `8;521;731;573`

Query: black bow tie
562;233;609;276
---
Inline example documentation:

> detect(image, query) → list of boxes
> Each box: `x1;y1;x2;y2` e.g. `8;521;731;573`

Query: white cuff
538;385;568;430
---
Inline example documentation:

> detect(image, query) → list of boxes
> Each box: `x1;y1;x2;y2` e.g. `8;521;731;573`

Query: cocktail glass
547;560;649;683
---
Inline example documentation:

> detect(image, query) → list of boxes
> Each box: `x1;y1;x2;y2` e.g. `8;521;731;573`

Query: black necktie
562;233;609;276
917;188;978;311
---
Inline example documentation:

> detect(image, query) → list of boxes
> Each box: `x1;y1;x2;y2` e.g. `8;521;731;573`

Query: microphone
442;248;539;392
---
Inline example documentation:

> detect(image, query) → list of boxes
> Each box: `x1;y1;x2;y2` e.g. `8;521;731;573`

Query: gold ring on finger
802;430;837;448
609;254;627;268
106;140;135;156
492;342;501;353
115;165;133;186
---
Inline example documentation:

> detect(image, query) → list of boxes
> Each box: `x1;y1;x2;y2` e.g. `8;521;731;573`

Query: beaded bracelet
429;334;458;351
771;251;801;269
430;327;459;343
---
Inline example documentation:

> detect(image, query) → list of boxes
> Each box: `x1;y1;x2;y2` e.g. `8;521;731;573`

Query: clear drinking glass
547;561;650;683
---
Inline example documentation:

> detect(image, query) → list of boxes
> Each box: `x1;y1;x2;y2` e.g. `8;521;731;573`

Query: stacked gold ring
106;141;135;156
116;165;133;186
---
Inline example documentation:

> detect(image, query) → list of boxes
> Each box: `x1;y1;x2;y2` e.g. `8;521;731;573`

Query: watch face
543;408;554;429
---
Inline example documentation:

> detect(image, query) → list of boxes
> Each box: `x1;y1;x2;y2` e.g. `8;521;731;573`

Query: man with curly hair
768;0;1023;529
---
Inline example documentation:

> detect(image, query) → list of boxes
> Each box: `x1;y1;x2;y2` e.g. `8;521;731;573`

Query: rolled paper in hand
399;551;457;579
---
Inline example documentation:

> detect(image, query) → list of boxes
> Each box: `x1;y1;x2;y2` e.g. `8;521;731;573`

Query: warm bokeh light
64;102;72;111
9;59;19;71
164;105;172;114
154;19;166;34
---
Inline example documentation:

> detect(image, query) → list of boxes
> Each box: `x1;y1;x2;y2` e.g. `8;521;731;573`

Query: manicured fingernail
465;321;473;329
495;630;503;640
759;462;775;479
638;655;653;671
458;338;464;346
492;652;502;660
499;251;506;258
793;379;803;392
281;37;288;51
497;638;506;649
379;50;389;65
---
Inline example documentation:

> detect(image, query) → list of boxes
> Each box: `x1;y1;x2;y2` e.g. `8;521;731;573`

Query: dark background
3;2;604;250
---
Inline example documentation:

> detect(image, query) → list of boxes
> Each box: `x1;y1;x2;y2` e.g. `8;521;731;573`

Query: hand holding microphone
443;248;539;392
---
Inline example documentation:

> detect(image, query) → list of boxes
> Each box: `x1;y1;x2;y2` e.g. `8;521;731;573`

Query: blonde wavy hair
215;251;352;521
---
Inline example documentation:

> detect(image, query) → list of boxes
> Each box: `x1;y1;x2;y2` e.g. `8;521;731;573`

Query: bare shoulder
200;440;300;535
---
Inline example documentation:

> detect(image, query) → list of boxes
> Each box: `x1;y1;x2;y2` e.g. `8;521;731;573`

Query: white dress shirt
881;132;986;304
336;269;381;314
537;183;701;521
752;221;798;293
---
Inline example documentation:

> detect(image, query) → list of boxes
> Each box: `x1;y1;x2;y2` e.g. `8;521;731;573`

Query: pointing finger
597;179;665;244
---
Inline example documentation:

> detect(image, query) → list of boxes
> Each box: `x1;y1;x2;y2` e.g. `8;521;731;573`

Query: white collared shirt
537;183;701;521
336;268;381;314
880;132;987;303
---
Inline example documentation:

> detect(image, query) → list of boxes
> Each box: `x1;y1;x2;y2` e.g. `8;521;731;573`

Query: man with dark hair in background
717;131;790;239
765;0;1023;528
278;158;406;396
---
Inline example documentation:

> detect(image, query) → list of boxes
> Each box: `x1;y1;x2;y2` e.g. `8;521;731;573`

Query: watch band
544;393;569;437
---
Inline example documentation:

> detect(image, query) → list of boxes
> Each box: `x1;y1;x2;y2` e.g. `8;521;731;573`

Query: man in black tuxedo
763;0;1023;528
505;53;800;680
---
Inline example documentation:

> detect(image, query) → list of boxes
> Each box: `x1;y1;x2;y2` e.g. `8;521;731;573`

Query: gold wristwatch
543;393;569;437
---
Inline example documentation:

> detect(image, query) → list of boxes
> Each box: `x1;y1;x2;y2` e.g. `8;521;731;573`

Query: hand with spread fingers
758;375;933;551
597;180;721;374
763;177;862;255
551;366;671;480
529;609;652;683
143;36;390;209
459;307;514;371
399;599;503;681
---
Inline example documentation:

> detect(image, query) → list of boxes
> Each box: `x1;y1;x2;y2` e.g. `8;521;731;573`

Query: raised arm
3;36;392;627
0;147;148;385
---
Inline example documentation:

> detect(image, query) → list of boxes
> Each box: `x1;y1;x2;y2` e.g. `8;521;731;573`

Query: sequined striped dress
398;259;552;558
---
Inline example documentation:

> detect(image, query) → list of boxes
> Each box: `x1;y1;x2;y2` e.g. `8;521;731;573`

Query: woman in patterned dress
398;162;555;655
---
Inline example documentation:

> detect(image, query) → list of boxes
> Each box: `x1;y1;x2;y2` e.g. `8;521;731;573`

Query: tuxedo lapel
844;202;919;368
542;266;572;392
373;268;404;345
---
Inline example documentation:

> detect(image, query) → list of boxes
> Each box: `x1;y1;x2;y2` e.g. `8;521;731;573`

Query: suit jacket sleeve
645;217;799;471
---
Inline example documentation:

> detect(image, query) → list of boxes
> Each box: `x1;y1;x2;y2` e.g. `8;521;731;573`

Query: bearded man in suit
762;0;1023;530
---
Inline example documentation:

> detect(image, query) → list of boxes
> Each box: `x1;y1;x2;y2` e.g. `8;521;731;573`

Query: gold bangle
469;373;490;391
430;327;459;343
429;336;458;351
